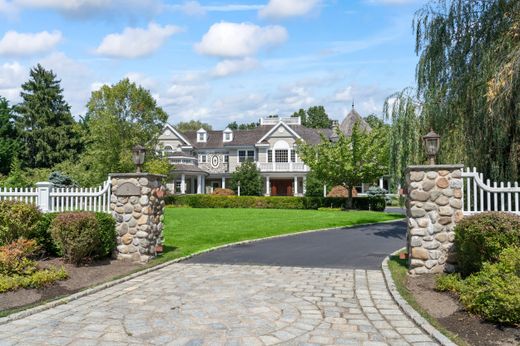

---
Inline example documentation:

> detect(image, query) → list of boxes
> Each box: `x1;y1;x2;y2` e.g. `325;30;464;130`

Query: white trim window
238;150;255;163
291;150;296;162
267;150;273;163
199;154;207;163
224;154;229;163
197;128;207;143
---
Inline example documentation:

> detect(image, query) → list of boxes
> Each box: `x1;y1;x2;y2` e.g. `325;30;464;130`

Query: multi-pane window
275;149;288;163
267;150;272;163
224;154;229;163
224;133;231;141
199;154;207;163
290;150;296;162
238;150;255;163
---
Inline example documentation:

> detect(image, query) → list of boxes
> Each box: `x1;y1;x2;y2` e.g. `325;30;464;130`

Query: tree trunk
346;185;353;209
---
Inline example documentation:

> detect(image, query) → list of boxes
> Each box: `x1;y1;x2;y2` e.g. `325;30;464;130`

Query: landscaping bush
455;212;520;276
50;212;101;265
459;247;520;325
366;186;387;212
34;212;59;256
164;194;374;211
94;212;116;258
0;267;68;293
212;188;235;196
0;200;42;245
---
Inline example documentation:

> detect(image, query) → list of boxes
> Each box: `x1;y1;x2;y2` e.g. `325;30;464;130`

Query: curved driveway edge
381;250;456;346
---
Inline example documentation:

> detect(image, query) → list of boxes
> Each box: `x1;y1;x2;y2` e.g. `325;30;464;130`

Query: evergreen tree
230;161;263;196
15;64;81;169
0;97;21;175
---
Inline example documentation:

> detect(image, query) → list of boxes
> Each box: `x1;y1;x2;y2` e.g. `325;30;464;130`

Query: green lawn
157;208;403;262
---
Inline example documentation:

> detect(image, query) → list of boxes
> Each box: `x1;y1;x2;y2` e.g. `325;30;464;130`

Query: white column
221;176;226;189
303;176;307;195
36;182;53;212
266;176;271;196
197;175;202;194
238;185;241;196
293;176;298;196
323;185;327;198
379;177;384;189
181;174;186;194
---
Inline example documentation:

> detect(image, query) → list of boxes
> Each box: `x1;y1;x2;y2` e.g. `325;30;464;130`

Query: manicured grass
387;253;468;346
156;208;403;262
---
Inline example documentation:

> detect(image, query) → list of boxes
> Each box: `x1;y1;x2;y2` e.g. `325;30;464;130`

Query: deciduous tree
229;161;263;196
175;120;212;132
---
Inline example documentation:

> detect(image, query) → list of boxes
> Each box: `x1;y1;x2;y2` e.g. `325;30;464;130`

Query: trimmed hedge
165;194;377;210
0;201;42;245
455;212;520;276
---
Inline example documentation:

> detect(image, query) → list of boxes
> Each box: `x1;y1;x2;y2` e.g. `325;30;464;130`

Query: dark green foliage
0;158;30;188
292;106;332;128
175;120;212;132
304;170;326;197
366;186;387;212
226;121;259;130
459;247;520;325
50;212;100;265
34;213;59;256
230;161;263;196
454;212;520;276
0;97;21;175
15;64;82;169
94;212;116;259
165;195;373;210
48;171;77;188
0;201;42;245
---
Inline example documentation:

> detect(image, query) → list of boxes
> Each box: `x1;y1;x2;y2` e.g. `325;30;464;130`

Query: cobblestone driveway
0;263;437;346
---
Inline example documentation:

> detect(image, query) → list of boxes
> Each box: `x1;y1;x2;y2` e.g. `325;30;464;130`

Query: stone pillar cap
110;173;166;178
406;164;464;172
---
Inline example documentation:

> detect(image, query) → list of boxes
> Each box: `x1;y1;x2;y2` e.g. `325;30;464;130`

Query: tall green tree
0;97;21;175
298;122;388;208
15;64;81;169
230;161;263;196
227;121;259;130
175;120;212;132
411;0;520;181
292;106;332;128
83;78;168;184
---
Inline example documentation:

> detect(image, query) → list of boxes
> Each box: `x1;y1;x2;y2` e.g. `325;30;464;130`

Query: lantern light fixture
132;145;146;173
422;129;441;165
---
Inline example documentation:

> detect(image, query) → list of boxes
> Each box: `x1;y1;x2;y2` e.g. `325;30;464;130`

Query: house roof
339;107;371;136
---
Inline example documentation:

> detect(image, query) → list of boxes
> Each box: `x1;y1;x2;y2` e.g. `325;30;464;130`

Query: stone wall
406;165;464;274
110;173;166;262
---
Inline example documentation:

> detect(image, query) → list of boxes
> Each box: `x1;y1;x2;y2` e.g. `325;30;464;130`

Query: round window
211;155;219;168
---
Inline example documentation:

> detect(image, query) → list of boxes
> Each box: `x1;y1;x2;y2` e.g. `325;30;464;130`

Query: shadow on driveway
185;220;407;270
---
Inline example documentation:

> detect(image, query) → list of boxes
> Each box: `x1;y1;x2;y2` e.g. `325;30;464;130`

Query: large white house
156;108;390;196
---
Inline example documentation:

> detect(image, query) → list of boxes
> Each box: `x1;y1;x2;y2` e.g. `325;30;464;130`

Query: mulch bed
406;274;520;346
0;258;142;312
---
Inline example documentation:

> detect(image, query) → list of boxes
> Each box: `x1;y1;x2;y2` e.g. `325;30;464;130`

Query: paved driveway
0;220;439;345
187;220;407;269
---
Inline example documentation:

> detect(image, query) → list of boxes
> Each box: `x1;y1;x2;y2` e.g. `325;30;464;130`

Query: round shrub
0;201;42;245
455;212;520;276
94;212;116;258
459;246;520;325
34;213;59;256
50;212;100;265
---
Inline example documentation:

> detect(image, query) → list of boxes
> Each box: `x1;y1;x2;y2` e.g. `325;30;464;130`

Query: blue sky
0;0;426;128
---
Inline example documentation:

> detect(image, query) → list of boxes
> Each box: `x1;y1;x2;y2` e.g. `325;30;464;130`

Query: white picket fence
462;167;520;215
0;179;112;213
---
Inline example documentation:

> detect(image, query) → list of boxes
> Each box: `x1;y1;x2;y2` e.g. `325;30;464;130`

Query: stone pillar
406;165;463;274
110;173;166;263
181;174;186;194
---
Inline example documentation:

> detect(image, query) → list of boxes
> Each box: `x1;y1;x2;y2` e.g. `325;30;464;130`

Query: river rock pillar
110;173;166;262
405;165;464;274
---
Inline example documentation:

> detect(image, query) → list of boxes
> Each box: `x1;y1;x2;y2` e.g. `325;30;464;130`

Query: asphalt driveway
186;219;406;270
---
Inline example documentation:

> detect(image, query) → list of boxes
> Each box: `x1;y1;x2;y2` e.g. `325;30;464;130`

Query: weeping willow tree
387;0;520;182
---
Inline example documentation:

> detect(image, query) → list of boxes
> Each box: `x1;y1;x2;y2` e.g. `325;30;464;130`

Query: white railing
0;187;38;205
257;162;310;172
462;167;520;215
0;180;111;213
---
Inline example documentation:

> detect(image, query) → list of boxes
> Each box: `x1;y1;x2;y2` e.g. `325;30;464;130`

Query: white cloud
259;0;321;19
169;1;263;15
0;61;26;102
0;30;62;56
195;22;287;58
212;58;259;77
95;22;182;59
334;86;353;102
124;72;157;90
0;0;18;18
14;0;161;18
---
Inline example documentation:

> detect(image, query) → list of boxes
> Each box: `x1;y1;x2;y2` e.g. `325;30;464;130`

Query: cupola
197;128;207;143
223;127;233;142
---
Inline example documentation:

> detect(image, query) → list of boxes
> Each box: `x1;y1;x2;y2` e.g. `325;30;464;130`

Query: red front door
271;180;293;196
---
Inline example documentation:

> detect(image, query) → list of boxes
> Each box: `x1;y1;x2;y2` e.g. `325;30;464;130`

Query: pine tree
15;64;81;168
0;97;21;175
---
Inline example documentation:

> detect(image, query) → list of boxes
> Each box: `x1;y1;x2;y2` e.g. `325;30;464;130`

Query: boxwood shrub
454;212;520;276
0;200;42;245
165;194;375;210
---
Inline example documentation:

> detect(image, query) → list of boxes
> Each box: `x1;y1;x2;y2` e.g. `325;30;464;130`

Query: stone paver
0;263;437;345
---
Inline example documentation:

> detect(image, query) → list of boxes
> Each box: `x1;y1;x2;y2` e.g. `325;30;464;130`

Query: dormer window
197;128;207;143
223;128;233;142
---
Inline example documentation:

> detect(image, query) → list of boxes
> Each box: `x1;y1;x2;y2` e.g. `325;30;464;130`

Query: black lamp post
422;129;440;165
132;145;146;173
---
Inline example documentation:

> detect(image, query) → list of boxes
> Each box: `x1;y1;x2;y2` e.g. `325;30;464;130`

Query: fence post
35;182;53;212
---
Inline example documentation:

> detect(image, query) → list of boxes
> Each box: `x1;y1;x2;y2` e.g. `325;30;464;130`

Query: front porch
264;175;306;197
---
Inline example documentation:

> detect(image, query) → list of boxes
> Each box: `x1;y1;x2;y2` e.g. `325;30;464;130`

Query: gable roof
257;121;302;143
162;124;192;146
